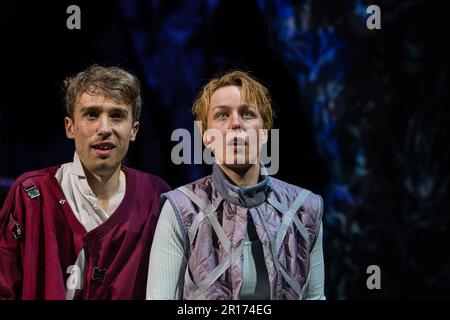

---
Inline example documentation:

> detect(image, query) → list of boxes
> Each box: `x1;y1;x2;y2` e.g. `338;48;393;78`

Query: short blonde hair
192;70;274;133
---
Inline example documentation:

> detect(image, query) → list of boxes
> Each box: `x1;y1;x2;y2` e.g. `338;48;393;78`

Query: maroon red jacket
0;165;170;300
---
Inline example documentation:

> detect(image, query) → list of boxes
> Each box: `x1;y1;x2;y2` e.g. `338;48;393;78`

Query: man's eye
85;112;98;119
111;113;125;119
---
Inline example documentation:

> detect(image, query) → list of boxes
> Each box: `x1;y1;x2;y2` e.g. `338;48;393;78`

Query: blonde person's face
64;92;139;176
204;85;267;169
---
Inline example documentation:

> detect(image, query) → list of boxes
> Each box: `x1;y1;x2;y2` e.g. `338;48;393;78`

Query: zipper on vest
253;206;282;300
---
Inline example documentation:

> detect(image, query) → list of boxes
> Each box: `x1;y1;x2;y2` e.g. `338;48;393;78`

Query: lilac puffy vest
163;165;323;300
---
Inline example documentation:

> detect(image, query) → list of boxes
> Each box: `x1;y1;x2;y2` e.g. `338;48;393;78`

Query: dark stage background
0;0;449;299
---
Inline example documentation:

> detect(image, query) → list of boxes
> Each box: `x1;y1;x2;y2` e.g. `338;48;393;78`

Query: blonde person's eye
216;112;228;119
243;111;254;118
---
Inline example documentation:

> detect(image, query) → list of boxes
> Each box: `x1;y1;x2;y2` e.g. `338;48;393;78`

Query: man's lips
91;142;116;156
91;142;116;150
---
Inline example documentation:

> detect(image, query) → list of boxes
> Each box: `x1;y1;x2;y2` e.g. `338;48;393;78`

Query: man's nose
97;115;113;137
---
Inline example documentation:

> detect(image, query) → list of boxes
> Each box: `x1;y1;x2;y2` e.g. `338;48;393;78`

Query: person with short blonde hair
192;70;274;133
148;70;325;300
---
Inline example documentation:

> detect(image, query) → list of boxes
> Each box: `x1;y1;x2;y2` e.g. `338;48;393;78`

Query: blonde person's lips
227;137;246;152
227;136;246;146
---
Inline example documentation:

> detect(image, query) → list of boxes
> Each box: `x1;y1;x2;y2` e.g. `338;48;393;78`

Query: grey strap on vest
178;186;229;251
268;189;311;251
266;189;311;298
189;242;244;300
177;186;243;299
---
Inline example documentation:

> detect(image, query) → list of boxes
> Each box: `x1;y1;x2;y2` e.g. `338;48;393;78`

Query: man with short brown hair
0;65;170;299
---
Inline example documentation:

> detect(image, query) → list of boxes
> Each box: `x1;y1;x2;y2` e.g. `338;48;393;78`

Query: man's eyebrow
80;105;128;113
110;106;129;114
80;105;101;112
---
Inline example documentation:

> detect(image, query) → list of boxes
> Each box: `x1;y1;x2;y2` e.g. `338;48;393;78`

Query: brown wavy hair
192;70;274;133
64;64;142;123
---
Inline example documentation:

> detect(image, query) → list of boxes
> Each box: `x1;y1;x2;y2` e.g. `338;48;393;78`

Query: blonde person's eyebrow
211;105;228;111
212;104;255;111
240;104;256;110
210;106;231;115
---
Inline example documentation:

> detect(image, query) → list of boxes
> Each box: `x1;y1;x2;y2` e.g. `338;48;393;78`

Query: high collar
212;164;270;208
72;152;87;178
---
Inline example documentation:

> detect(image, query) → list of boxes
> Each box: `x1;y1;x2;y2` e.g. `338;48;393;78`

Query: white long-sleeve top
147;200;325;300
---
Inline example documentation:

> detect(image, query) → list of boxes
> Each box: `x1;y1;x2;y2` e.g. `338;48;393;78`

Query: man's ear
130;121;140;141
65;117;75;139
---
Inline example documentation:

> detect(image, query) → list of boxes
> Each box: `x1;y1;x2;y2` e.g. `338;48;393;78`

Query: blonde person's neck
218;163;260;187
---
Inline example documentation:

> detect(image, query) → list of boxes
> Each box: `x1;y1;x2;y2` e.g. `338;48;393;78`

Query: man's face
65;91;139;176
205;85;267;169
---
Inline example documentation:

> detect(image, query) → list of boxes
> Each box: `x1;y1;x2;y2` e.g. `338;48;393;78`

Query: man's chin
87;159;120;176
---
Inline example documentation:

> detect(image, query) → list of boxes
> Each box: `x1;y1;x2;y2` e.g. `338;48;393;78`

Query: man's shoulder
12;165;61;188
123;166;171;193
